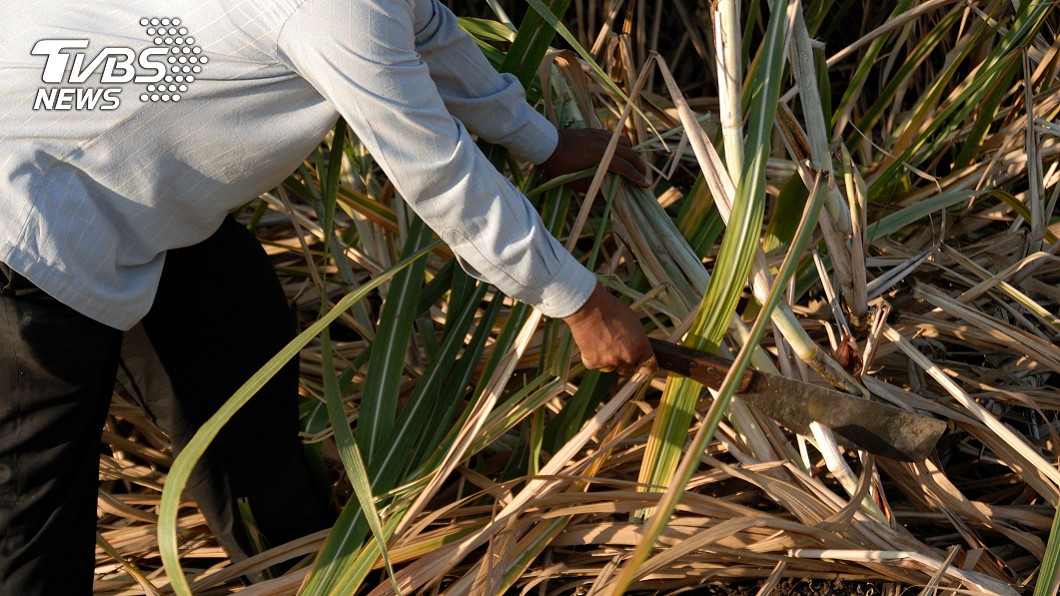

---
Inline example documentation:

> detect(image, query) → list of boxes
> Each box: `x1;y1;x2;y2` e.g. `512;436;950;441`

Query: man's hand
541;128;650;192
564;284;654;376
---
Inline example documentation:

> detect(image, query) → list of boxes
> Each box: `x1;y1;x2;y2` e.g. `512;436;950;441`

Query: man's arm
411;0;649;187
410;0;556;163
277;0;651;372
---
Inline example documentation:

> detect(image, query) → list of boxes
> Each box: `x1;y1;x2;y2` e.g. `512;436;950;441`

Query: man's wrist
562;282;603;327
539;128;570;176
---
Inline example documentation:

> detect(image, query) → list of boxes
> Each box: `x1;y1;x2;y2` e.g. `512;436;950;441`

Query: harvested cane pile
93;1;1060;594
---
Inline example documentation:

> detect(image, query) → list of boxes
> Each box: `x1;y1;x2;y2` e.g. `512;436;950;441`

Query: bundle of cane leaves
90;1;1060;595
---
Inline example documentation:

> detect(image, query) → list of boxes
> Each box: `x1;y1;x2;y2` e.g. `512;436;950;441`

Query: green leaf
834;0;916;135
765;174;809;252
1036;502;1060;595
868;190;984;241
321;330;400;592
458;17;516;44
358;217;431;462
677;176;726;258
519;0;642;111
614;0;794;589
158;242;438;596
500;0;570;88
371;277;488;485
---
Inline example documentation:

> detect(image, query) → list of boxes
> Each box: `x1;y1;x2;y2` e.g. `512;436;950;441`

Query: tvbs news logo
32;17;206;111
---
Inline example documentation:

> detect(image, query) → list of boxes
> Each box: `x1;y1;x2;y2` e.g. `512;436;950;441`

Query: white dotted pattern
138;17;203;102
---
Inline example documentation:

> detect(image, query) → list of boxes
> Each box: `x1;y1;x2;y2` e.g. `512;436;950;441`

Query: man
0;0;653;593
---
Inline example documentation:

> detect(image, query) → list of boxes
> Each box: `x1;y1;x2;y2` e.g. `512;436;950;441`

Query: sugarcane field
86;1;1060;594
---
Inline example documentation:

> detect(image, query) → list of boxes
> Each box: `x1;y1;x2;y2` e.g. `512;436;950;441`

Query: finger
566;178;591;194
617;359;645;376
608;156;651;187
610;145;649;182
614;144;648;175
580;353;602;370
639;354;658;371
615;348;652;376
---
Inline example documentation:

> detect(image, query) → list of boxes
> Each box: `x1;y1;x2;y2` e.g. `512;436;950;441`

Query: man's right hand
563;283;653;376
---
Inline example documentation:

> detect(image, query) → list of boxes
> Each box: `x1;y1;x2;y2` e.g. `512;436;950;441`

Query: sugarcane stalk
713;0;744;176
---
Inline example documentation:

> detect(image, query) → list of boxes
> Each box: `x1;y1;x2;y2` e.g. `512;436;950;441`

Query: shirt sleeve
412;0;558;164
275;0;596;318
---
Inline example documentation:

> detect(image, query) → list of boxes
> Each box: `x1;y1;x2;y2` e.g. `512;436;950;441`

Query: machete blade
649;339;946;461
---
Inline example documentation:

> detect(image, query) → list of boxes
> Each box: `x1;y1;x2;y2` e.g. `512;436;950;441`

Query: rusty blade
649;339;945;461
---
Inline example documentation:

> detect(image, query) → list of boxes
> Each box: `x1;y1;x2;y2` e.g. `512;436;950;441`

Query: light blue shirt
0;0;597;330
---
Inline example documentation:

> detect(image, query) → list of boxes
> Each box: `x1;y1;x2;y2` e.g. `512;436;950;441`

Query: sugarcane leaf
358;217;431;462
613;1;794;589
158;243;437;596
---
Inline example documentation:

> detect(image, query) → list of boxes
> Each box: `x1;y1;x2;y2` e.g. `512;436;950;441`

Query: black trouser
0;217;333;595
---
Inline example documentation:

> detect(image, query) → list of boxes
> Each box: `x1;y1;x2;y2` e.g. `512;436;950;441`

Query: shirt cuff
530;254;597;319
503;110;559;165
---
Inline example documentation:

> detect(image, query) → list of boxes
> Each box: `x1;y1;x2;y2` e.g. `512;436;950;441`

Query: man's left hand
541;128;650;192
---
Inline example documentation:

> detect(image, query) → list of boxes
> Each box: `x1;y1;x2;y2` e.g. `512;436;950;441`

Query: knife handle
648;338;754;392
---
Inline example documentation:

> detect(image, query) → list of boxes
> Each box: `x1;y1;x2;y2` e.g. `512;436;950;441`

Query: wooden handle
649;338;754;392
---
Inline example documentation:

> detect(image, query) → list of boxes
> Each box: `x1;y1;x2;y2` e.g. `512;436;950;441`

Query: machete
649;338;946;461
